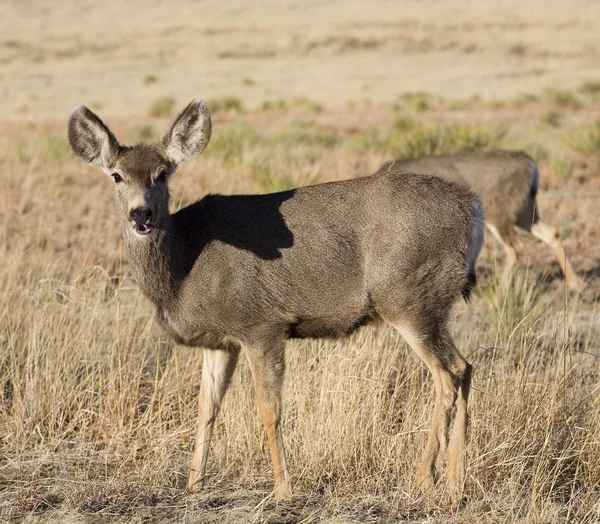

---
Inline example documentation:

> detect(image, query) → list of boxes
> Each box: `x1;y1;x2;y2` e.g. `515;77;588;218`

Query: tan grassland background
1;0;600;522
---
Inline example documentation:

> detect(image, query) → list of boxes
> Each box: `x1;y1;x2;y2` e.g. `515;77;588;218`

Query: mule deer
377;150;582;291
68;99;484;503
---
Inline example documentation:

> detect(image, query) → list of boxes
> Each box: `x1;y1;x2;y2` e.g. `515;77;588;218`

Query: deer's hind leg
188;347;240;492
527;220;582;292
244;339;291;501
515;196;582;291
486;222;521;290
391;320;471;504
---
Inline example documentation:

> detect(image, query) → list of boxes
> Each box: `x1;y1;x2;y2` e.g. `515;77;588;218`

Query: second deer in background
377;150;582;291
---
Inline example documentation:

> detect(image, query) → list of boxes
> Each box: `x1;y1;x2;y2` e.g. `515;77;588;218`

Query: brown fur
69;99;484;503
377;150;582;290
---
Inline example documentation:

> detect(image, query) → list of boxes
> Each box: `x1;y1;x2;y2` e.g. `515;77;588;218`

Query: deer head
68;99;212;237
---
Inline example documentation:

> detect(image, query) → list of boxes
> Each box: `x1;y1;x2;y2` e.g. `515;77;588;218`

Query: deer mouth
134;223;153;235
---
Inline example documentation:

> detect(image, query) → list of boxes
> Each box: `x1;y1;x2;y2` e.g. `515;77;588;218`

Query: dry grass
1;93;600;523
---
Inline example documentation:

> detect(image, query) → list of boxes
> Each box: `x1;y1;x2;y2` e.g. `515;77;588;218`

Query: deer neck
123;219;180;309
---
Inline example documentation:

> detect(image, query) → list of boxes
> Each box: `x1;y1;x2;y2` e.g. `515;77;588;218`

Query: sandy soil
1;0;599;121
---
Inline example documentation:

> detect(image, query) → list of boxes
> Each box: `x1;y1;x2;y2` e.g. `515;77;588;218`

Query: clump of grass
39;133;72;166
242;77;255;86
482;273;550;346
0;137;33;164
565;120;600;155
208;96;244;114
260;99;289;112
508;93;538;108
543;88;581;110
390;115;414;132
502;136;549;163
275;121;340;149
291;96;323;113
552;154;574;182
578;79;600;95
397;92;433;112
143;74;157;85
524;141;549;163
148;97;175;118
239;123;338;193
206;120;339;170
540;110;561;127
345;128;387;153
445;95;481;111
488;100;507;110
204;121;263;166
389;122;506;159
251;161;319;193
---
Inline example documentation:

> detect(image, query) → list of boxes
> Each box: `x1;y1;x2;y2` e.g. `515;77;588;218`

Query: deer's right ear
162;99;212;164
68;105;120;169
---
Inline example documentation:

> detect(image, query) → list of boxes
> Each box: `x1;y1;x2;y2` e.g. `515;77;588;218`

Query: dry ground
1;0;600;120
1;1;600;523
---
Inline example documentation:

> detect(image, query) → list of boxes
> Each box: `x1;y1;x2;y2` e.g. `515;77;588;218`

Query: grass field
1;1;600;522
2;88;600;522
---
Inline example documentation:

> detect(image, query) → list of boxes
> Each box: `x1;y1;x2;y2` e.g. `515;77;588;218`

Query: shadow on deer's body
69;99;484;504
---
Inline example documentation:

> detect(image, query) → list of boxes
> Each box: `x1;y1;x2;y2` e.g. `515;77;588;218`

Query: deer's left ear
162;99;212;164
68;105;120;169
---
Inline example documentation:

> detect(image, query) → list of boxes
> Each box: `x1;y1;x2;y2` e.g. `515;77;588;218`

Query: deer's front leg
245;341;291;501
187;347;240;492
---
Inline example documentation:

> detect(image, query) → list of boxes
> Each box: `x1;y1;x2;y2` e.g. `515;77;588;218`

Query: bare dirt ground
1;1;600;523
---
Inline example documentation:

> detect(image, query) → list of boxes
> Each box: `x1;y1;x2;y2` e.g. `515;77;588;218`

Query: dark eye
111;173;122;183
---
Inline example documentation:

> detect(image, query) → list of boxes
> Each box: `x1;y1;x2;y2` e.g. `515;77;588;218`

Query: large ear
68;105;120;169
162;99;212;163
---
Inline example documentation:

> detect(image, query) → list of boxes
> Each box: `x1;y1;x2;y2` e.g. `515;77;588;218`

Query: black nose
130;207;152;224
